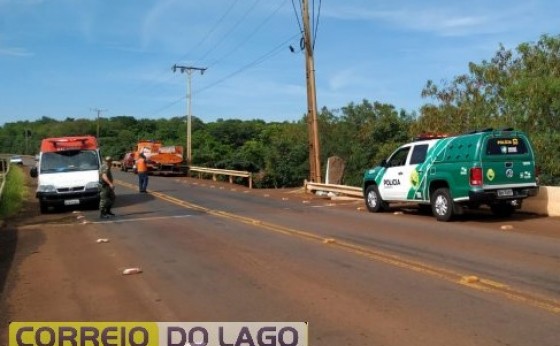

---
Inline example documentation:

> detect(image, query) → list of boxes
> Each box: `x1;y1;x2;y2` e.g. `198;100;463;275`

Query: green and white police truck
362;128;539;221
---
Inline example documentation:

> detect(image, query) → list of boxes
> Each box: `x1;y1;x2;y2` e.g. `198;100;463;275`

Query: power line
207;0;288;69
125;1;243;105
292;0;321;49
144;2;297;118
177;0;242;66
312;0;322;49
195;33;300;96
149;32;299;117
149;97;185;116
291;0;303;33
194;0;263;66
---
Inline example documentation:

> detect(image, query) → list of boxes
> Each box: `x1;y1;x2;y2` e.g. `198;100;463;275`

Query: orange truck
30;136;101;213
132;140;188;175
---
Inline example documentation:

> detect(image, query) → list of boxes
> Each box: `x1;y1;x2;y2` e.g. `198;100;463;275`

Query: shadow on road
113;191;156;208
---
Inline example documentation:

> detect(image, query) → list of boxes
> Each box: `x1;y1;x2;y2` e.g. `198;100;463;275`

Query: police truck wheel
431;188;454;221
365;185;386;212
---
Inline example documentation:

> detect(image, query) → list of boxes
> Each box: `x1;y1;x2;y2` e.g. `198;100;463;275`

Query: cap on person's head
105;156;113;162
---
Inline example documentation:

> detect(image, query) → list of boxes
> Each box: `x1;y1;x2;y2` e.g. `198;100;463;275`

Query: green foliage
258;122;309;188
0;165;26;218
319;100;413;186
416;34;560;183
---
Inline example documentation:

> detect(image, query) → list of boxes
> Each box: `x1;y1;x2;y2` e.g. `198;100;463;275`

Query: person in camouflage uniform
99;156;116;218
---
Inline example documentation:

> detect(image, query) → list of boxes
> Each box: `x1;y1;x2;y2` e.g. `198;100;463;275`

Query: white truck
30;136;101;213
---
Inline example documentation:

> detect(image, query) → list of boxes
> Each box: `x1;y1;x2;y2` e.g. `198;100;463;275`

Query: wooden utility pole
172;64;207;165
91;108;107;139
301;0;322;183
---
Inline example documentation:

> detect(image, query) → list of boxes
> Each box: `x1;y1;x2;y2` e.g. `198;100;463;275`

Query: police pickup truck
362;128;539;221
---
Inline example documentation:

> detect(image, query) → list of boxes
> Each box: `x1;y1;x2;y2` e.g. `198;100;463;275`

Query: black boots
100;208;115;219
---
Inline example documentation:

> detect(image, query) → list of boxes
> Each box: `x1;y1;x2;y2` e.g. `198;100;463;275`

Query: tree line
1;34;559;187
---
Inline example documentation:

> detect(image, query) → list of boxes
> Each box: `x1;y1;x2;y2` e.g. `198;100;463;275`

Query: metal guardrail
0;158;11;205
305;181;560;217
189;166;253;189
305;181;363;198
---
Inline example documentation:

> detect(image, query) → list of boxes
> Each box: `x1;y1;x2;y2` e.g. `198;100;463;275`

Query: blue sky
0;0;558;125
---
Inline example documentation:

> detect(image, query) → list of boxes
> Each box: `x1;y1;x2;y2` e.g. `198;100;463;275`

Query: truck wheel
490;203;514;217
365;185;387;212
431;188;454;222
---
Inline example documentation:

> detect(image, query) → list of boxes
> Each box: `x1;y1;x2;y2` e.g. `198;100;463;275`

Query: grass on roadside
0;165;27;219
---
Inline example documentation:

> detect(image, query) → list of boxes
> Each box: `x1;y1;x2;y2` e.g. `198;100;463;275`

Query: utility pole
24;129;31;154
91;108;107;139
172;64;207;165
301;0;322;183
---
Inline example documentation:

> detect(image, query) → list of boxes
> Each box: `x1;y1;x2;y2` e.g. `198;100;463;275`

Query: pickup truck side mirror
30;167;38;178
379;159;387;167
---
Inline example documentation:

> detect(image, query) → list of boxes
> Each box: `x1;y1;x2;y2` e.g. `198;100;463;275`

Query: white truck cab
30;136;101;213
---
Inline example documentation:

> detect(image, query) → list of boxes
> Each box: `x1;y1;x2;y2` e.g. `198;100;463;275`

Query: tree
416;34;560;184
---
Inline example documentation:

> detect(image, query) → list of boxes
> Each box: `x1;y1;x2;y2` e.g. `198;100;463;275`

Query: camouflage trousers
99;184;115;211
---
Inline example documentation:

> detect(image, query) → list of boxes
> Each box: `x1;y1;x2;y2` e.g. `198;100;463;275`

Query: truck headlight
85;181;100;190
37;185;56;193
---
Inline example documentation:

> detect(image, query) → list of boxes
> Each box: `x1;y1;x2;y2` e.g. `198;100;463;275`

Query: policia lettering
384;179;401;186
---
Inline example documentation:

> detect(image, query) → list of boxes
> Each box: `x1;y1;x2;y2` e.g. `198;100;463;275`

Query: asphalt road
1;169;559;345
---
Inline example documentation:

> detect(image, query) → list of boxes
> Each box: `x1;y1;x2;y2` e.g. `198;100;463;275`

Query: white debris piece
122;268;143;275
96;238;109;243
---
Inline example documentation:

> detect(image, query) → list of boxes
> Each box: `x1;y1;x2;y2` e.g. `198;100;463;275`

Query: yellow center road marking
115;180;560;314
90;214;193;224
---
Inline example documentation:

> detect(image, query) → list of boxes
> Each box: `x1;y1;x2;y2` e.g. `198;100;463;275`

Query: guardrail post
189;166;253;189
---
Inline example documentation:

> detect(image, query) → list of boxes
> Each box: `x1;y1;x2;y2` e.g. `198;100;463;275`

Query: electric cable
149;32;300;117
194;33;300;96
193;0;263;66
312;0;322;49
207;0;288;69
